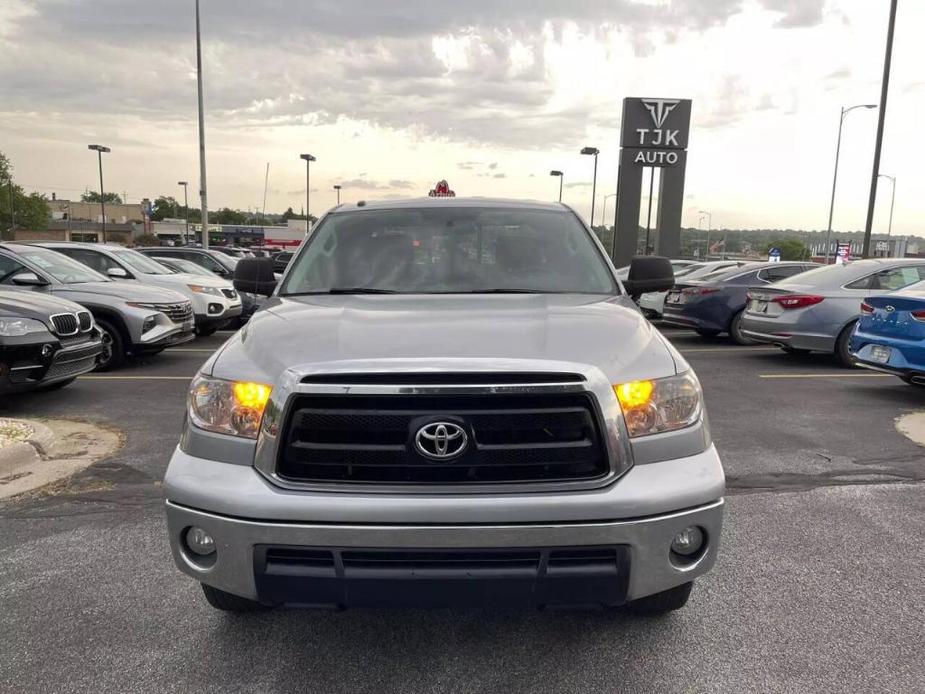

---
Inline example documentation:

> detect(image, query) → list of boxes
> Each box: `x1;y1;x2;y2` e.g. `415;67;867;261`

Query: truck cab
164;198;724;613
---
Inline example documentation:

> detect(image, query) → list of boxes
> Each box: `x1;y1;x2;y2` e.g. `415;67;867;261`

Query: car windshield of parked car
156;257;214;277
673;263;706;279
114;250;175;275
16;246;107;284
212;253;238;271
280;207;617;295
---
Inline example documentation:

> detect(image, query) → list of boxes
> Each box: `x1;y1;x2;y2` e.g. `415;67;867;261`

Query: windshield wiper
326;287;399;294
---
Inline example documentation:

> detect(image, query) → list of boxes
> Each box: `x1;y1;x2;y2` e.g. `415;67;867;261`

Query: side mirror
234;257;277;297
107;267;131;279
622;255;675;297
11;271;49;287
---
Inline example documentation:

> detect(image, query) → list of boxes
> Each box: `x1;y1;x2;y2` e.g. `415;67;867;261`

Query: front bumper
166;498;723;607
1;332;103;393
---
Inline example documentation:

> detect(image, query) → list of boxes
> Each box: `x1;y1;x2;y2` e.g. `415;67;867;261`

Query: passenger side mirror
11;271;49;287
622;255;675;298
107;267;131;279
234;257;277;297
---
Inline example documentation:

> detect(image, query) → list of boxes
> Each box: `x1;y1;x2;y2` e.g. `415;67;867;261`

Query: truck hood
0;289;86;320
208;294;684;386
53;281;189;304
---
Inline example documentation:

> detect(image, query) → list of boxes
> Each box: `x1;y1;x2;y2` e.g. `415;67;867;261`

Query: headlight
614;371;702;438
0;316;48;337
187;284;223;296
188;374;272;439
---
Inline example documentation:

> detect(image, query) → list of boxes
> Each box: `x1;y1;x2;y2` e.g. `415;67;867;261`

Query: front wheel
201;584;266;613
625;582;693;615
94;320;125;371
196;326;218;337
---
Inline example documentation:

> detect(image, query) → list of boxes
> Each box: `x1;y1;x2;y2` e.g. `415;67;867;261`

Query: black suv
0;289;103;393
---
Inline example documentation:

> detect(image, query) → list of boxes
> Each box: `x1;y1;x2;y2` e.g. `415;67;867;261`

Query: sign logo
414;422;468;460
428;179;456;197
642;99;680;128
885;305;895;313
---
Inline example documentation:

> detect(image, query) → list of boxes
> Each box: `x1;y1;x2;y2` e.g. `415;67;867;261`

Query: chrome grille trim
50;313;79;336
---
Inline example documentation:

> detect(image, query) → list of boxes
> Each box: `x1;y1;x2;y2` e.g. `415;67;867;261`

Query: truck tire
94;319;125;371
201;584;266;612
625;581;693;614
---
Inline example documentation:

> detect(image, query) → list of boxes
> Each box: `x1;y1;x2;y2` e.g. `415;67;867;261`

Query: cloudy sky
1;0;922;234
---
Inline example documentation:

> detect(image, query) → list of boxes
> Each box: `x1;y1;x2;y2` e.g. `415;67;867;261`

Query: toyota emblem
414;422;468;460
885;305;895;312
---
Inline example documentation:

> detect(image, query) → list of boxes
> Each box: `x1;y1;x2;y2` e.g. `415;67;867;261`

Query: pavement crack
727;468;925;495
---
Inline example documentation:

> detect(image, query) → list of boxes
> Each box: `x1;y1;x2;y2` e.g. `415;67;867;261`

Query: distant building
12;198;145;245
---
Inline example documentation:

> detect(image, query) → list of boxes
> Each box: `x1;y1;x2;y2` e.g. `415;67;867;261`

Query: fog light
142;316;156;333
41;344;54;357
670;526;704;557
208;303;222;314
185;526;216;556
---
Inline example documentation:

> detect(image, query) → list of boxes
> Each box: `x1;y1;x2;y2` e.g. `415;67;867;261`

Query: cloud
492;172;506;178
757;0;825;29
336;177;414;190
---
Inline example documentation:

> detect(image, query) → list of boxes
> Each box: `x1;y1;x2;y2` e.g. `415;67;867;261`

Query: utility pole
7;176;14;239
862;0;898;258
261;162;269;226
87;144;110;243
195;0;210;249
300;154;316;229
178;181;190;245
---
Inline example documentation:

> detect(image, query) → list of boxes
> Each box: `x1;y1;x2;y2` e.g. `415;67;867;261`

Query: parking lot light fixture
580;147;600;227
877;174;896;241
177;181;190;244
87;144;110;243
824;103;878;262
333;184;341;205
300;154;316;227
549;170;563;202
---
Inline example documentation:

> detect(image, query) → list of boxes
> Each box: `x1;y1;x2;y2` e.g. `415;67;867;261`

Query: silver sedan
741;258;925;366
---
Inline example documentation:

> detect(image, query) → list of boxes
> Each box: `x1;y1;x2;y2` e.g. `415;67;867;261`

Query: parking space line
167;348;217;353
680;347;779;353
78;375;193;380
759;373;892;379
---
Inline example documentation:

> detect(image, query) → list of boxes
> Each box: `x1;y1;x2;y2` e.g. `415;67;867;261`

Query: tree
134;232;160;247
211;207;248;225
0;151;49;238
763;239;809;261
81;190;123;204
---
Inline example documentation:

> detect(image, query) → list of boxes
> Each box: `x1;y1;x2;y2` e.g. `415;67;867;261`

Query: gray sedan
741;258;925;366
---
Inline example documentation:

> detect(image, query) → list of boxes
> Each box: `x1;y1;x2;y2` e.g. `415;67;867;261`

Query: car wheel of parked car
201;584;266;612
95;320;125;371
728;310;754;346
196;326;218;337
624;582;693;614
835;321;859;368
781;346;810;355
695;328;721;338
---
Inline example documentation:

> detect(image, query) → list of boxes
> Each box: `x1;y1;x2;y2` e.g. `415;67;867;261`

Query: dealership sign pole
612;98;691;267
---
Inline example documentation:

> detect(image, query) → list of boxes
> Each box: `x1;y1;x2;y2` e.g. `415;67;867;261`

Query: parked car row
653;256;925;378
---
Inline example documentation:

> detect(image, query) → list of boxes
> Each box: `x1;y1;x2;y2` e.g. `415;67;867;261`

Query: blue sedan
850;284;925;384
662;261;818;344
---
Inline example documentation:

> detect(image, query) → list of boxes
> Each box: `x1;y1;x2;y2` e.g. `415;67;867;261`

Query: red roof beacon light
428;180;456;197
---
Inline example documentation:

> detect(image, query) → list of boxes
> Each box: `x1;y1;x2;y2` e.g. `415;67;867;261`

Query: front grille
50;313;78;336
277;391;609;485
253;545;629;608
77;311;92;331
221;288;237;299
155;302;193;324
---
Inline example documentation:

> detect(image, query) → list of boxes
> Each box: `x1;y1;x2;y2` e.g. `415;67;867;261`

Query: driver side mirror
107;267;131;279
11;271;49;287
622;255;674;298
234;257;277;297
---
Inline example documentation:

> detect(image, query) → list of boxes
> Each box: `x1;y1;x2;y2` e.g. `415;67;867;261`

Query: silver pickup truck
164;198;725;614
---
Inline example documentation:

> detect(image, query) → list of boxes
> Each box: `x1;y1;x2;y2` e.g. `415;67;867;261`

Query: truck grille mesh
277;392;608;485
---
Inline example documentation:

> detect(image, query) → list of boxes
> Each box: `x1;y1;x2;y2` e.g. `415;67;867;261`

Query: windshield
213;253;238;271
114;250;175;275
157;257;213;277
280;207;617;295
17;246;107;284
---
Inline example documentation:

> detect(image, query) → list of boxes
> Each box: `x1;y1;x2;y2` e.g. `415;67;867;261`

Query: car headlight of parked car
188;374;272;439
187;284;223;296
0;316;48;337
614;371;703;438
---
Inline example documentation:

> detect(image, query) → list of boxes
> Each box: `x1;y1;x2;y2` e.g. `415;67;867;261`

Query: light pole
195;0;210;249
333;184;341;205
862;0;898;258
878;174;896;246
549;170;563;203
178;181;190;245
699;210;712;259
87;144;110;243
580;147;599;227
601;194;617;229
300;153;316;229
824;103;877;262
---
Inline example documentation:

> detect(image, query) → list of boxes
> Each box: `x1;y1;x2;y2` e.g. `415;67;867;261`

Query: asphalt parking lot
2;327;924;694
